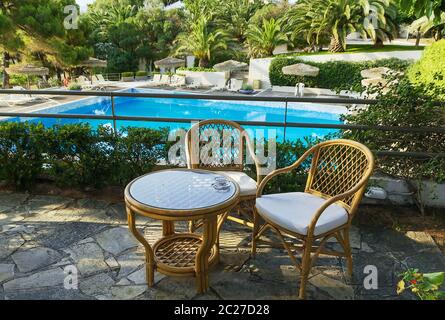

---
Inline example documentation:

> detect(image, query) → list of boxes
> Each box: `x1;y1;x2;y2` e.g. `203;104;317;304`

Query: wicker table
124;168;240;294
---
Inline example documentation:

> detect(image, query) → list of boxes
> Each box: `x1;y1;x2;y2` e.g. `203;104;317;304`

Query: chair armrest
256;147;315;197
306;173;371;238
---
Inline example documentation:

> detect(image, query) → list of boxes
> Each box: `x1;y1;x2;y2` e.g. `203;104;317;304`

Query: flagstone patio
0;192;444;300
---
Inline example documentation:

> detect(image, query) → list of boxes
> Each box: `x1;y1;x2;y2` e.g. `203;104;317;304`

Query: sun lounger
227;78;243;92
171;75;186;87
146;74;163;87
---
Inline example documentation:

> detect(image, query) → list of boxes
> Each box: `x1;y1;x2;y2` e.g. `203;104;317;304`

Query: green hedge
408;40;445;98
0;122;323;193
269;58;411;92
0;123;170;190
177;67;216;72
121;72;134;77
135;71;148;76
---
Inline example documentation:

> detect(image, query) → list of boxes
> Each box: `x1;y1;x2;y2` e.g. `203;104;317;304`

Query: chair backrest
185;119;252;172
305;139;374;212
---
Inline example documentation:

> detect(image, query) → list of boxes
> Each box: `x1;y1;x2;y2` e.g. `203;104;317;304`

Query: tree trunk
2;51;10;88
328;38;345;53
434;25;443;41
198;58;209;68
415;28;421;46
373;38;384;48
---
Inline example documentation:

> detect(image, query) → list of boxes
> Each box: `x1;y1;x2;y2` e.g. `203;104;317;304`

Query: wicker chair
185;119;262;231
251;139;375;299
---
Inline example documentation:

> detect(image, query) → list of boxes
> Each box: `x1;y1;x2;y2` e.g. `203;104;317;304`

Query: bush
269;57;411;92
135;71;148;76
408;40;445;98
0;123;171;190
9;74;38;87
121;72;134;78
241;83;253;91
69;83;82;91
0;122;47;190
343;76;445;184
0;122;324;193
177;67;216;72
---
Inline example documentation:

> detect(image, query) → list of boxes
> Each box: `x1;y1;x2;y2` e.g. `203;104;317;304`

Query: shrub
121;72;134;78
45;124;117;189
9;74;38;87
408;40;445;98
135;71;148;76
177;67;216;72
69;83;82;91
0;122;172;190
269;57;411;92
241;83;253;91
0;122;47;190
343;76;445;184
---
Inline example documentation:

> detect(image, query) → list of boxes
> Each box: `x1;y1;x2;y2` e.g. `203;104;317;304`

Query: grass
275;44;425;58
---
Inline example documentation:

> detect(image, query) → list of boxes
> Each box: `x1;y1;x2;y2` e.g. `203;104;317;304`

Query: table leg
214;211;229;263
126;206;155;287
195;215;217;294
162;221;175;236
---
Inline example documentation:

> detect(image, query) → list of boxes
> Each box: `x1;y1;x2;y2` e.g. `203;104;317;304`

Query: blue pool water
5;88;345;142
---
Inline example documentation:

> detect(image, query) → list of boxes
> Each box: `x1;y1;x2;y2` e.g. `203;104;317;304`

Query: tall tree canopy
0;0;92;87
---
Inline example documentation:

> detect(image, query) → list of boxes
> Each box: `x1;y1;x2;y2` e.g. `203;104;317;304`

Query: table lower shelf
153;233;217;277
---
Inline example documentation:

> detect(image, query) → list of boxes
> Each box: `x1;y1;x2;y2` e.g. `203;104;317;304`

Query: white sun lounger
227;78;243;92
171;75;186;87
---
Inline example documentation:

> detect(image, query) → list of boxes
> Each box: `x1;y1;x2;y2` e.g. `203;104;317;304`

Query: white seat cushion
220;171;257;197
256;192;348;236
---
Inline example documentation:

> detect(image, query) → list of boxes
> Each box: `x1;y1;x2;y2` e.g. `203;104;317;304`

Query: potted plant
135;71;148;81
121;72;134;82
239;83;255;94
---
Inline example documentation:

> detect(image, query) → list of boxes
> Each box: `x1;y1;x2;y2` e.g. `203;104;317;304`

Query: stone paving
1;192;444;300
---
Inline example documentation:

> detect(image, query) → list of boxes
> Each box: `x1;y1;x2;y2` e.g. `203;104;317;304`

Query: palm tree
409;13;445;41
175;17;228;67
246;18;288;58
286;0;397;52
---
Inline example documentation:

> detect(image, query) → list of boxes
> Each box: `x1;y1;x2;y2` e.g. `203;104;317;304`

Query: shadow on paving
1;192;444;300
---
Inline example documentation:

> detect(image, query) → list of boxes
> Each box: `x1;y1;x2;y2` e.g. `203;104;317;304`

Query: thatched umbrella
213;60;248;72
6;64;49;88
79;58;108;83
154;57;185;72
80;57;107;68
282;63;320;77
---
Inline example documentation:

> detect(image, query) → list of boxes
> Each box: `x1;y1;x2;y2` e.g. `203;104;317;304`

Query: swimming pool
5;88;346;142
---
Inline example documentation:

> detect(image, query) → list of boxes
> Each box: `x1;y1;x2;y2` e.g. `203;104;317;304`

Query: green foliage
399;0;445;21
246;18;288;58
0;122;170;190
177;67;216;72
241;83;253;91
175;16;229;67
270;57;411;92
121;72;135;77
408;39;445;98
398;268;445;300
135;71;148;76
343;76;445;183
284;0;399;52
0;122;47;190
69;83;82;91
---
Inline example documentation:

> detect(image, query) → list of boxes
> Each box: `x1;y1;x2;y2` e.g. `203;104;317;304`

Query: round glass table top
128;170;238;211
